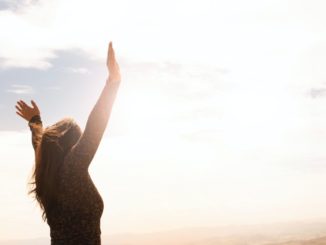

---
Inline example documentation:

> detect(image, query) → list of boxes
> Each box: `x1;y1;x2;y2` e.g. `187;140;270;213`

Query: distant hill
5;236;326;245
2;221;326;245
105;221;326;245
0;238;47;245
266;236;326;245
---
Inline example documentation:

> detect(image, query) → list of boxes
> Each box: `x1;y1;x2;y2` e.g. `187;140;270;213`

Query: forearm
70;80;120;169
86;81;120;136
83;79;119;138
97;80;120;116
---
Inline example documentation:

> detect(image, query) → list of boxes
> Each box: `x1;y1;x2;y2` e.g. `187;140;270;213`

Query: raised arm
69;42;121;169
15;100;43;152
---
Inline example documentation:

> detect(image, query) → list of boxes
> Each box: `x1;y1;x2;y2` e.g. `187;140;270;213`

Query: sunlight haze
0;0;326;243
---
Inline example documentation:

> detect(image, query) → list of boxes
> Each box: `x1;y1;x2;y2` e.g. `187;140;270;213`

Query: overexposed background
0;0;326;243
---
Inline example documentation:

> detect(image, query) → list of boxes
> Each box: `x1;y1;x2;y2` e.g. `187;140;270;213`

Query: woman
15;42;121;244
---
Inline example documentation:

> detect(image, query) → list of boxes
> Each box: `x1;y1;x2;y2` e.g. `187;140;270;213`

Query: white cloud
0;0;325;72
44;86;60;91
0;0;40;10
66;67;89;74
308;87;326;98
6;84;34;94
0;9;55;69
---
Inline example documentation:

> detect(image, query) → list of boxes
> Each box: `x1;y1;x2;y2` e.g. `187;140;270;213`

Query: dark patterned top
29;82;120;245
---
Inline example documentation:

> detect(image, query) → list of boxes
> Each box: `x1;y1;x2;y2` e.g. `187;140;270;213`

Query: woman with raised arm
15;42;121;245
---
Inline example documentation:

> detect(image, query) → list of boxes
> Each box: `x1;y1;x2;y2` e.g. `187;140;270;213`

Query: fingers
106;41;121;83
17;101;25;109
20;100;29;108
15;104;22;112
107;42;112;67
109;41;112;53
15;103;25;119
16;101;26;112
15;102;25;119
107;41;116;68
110;42;115;59
16;111;25;119
31;100;39;110
15;101;22;109
18;100;31;109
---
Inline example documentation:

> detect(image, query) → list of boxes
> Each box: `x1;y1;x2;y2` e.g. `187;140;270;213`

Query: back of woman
47;151;104;244
15;42;121;245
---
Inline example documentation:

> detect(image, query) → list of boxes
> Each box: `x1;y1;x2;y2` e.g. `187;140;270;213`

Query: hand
15;100;40;121
106;42;121;84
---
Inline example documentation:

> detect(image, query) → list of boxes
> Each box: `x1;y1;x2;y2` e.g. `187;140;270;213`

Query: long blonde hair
29;118;81;221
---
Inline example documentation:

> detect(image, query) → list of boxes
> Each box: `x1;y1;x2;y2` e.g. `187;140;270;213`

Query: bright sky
1;0;326;241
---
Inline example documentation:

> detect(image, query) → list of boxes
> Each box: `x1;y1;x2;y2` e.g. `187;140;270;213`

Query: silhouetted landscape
3;221;326;245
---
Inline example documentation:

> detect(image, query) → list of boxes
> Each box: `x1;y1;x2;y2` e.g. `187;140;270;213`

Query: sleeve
69;81;120;170
28;115;43;152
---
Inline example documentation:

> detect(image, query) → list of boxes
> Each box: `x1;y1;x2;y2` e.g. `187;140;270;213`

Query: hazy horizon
3;221;326;244
1;0;326;242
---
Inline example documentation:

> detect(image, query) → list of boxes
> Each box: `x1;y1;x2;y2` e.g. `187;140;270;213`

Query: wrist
29;114;42;124
106;77;121;87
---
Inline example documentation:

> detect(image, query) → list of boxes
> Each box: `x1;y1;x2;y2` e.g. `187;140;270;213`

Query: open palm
106;42;121;84
15;100;40;121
